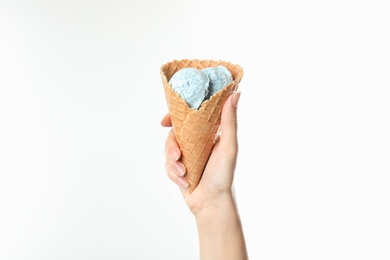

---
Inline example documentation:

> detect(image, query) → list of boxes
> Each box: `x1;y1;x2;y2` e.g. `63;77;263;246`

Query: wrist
191;190;236;219
192;190;248;260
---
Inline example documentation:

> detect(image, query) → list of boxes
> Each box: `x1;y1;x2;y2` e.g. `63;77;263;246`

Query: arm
162;92;248;260
194;193;247;260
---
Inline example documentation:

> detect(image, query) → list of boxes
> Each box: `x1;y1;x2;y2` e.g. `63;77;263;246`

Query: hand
162;91;248;259
161;92;241;215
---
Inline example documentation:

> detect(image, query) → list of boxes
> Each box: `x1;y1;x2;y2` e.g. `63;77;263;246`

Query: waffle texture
160;59;244;193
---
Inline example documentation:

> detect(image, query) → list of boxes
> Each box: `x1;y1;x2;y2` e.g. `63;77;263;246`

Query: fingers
165;163;189;189
164;129;189;188
219;91;240;148
164;129;181;162
161;113;172;127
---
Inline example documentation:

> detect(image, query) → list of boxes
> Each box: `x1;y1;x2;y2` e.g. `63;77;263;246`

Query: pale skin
161;92;249;260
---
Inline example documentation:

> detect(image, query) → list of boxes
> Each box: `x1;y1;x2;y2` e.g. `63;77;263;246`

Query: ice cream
169;65;233;110
168;68;210;110
161;59;244;193
202;65;233;100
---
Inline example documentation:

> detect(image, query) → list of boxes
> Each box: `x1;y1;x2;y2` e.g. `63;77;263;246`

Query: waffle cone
160;59;244;193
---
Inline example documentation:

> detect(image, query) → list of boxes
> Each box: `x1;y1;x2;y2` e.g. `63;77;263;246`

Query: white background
1;0;389;259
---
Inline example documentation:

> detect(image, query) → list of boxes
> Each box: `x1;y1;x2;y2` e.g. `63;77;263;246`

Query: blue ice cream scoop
169;68;210;109
202;65;233;100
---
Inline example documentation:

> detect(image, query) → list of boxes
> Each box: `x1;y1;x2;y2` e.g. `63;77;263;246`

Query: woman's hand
162;91;248;259
161;92;241;215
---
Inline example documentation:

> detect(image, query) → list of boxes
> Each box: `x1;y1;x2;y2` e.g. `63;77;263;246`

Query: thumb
219;91;241;148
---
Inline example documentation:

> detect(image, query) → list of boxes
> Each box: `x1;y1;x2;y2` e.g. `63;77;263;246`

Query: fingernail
177;177;189;188
174;162;185;176
169;148;180;161
231;91;241;108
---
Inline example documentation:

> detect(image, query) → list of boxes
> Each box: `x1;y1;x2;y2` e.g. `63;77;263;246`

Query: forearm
194;193;248;260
